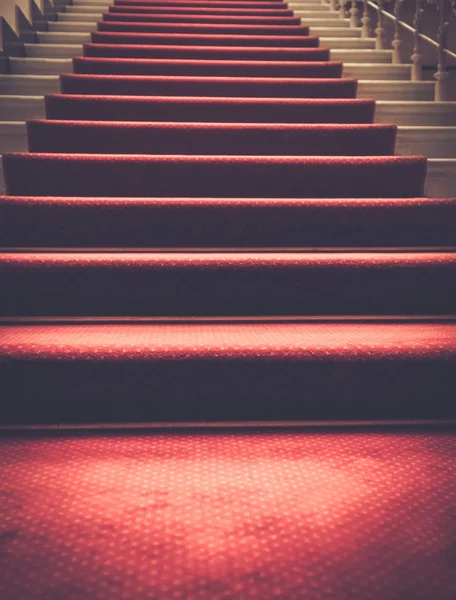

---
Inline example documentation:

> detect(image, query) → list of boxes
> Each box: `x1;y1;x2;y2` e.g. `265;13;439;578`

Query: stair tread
2;321;456;360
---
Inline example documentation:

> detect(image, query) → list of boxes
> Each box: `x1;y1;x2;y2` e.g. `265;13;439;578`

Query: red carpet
1;431;454;600
2;196;456;248
3;154;427;197
102;12;302;23
108;6;295;14
82;42;330;59
73;56;343;77
1;323;456;423
60;73;356;96
27;121;396;155
96;21;310;35
91;31;320;46
1;0;455;596
2;251;455;316
44;94;375;122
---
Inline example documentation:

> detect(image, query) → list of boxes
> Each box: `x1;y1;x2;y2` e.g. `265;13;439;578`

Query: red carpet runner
0;0;455;598
1;0;455;423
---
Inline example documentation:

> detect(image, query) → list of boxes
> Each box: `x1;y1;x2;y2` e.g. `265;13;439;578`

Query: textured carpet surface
45;94;373;123
108;6;295;14
91;31;320;47
2;196;456;248
82;43;331;60
102;12;302;23
60;73;353;97
1;322;456;422
96;21;311;35
3;154;427;198
0;430;455;599
2;251;455;316
26;121;396;155
73;57;343;78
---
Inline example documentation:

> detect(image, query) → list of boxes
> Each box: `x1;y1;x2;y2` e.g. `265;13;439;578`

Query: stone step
48;21;98;32
375;101;456;126
343;64;411;81
358;81;435;101
9;57;74;76
426;159;456;198
37;31;91;44
320;37;376;49
25;43;83;58
0;75;60;96
396;127;456;159
331;49;392;63
0;96;46;121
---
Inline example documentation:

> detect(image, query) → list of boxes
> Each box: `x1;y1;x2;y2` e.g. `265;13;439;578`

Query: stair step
0;96;45;121
2;321;455;423
0;75;60;95
106;6;297;16
2;154;427;198
100;13;303;24
1;251;455;317
2;196;455;248
82;42;330;60
27;121;397;156
59;73;357;97
319;37;376;49
37;31;92;44
72;56;343;77
44;95;376;123
96;22;312;35
311;27;360;37
331;49;392;63
9;57;74;76
90;31;321;46
426;159;456;198
397;127;456;159
343;63;411;81
375;101;456;126
289;1;333;7
58;12;105;21
25;43;83;58
48;21;98;33
358;81;435;101
0;123;28;153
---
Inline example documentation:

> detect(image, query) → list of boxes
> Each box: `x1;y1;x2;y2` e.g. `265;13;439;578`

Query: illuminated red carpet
0;0;455;595
0;430;455;600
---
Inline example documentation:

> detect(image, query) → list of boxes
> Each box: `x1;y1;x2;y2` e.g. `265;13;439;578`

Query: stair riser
2;254;455;316
43;96;375;124
26;122;397;156
343;65;411;81
25;44;84;58
2;197;456;249
3;345;455;422
2;155;428;198
358;82;435;101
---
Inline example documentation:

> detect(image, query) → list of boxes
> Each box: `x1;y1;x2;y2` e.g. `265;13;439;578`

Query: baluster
411;0;425;81
329;0;338;10
361;0;371;37
340;2;347;19
392;0;404;63
434;0;452;101
375;0;385;49
349;1;360;27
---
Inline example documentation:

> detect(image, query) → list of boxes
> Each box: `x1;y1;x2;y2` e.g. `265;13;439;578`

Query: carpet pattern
1;0;455;597
0;431;455;599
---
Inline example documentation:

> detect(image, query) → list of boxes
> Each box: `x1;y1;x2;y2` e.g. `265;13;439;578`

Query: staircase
0;1;455;598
